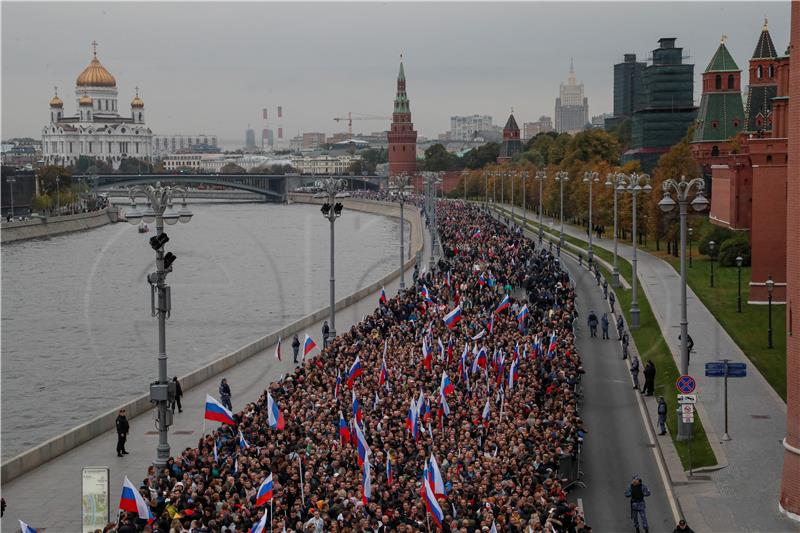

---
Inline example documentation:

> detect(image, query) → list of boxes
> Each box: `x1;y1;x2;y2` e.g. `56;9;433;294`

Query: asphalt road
561;253;676;531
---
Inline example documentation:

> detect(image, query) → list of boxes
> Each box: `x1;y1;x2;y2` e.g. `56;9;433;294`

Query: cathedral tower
388;57;418;176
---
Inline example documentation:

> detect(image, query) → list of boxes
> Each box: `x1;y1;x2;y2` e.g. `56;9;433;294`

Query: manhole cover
751;414;771;419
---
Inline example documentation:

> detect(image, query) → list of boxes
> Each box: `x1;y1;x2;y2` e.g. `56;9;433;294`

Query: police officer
609;291;616;312
622;332;630;360
602;278;609;299
219;378;232;411
625;474;651;533
116;408;129;457
657;396;668;435
601;313;610;340
322;320;330;348
292;334;301;364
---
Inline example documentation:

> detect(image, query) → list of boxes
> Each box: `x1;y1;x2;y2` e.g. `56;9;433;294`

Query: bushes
718;233;751;266
697;222;735;255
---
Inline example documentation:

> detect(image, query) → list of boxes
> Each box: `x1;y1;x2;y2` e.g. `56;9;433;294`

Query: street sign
681;404;695;423
678;394;697;404
705;361;747;378
676;375;696;394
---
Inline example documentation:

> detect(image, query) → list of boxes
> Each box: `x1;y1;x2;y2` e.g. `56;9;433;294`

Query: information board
82;466;109;533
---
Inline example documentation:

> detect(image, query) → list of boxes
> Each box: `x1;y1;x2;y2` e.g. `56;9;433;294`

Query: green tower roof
398;61;405;81
705;40;739;73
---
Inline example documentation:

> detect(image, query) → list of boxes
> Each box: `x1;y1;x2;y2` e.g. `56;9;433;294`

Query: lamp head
177;202;193;223
709;240;716;252
691;193;709;212
658;193;676;212
766;276;774;293
141;203;156;224
736;255;743;267
163;203;180;225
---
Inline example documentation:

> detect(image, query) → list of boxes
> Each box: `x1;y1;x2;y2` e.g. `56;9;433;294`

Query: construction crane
333;112;391;136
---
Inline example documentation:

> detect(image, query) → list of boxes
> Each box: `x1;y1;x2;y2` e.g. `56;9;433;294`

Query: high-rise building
450;115;493;141
497;113;523;162
554;59;589;133
605;53;645;131
388;58;417;176
780;1;799;521
523;116;553;140
302;132;326;149
245;128;256;149
622;38;697;172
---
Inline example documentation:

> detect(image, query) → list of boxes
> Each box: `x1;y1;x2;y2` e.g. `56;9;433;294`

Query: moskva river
1;202;405;460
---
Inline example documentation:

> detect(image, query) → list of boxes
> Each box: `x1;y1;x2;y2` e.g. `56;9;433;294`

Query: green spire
398;60;405;81
705;39;740;73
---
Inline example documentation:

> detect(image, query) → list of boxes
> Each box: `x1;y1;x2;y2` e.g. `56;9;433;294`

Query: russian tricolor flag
422;464;445;528
339;411;350;446
472;347;487;373
472;228;482;238
509;358;519;391
443;306;462;329
421;337;433;371
255;473;274;506
440;371;455;397
267;392;285;430
379;357;388;386
517;304;529;322
420;285;434;303
482;398;491;425
303;334;317;358
380;286;387;304
352;390;363;425
495;294;510;314
335;370;341;399
548;332;558;356
250;510;268;533
428;454;446;497
119;476;154;520
346;356;363;389
478;272;487;286
386;451;393;486
362;455;372;505
354;419;371;467
488;314;495;333
205;394;236;426
407;398;419;441
238;430;249;451
18;521;38;533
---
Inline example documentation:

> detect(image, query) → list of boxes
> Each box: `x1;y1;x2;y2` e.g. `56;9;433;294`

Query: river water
1;202;404;460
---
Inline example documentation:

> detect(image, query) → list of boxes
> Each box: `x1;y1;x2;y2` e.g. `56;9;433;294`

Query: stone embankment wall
1;198;422;483
1;208;116;244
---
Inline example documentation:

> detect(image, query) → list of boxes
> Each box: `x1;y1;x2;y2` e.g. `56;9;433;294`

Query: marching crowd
116;202;590;533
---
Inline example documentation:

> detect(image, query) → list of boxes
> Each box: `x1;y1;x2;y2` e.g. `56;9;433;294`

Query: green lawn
493;205;717;469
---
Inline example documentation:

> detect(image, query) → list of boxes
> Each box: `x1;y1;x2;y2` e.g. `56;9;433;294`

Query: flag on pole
478;272;487;286
472;228;482;238
379;357;388;386
407;397;419;441
472;347;487;373
352;389;363;424
437;337;445;360
303;334;317;358
238;430;249;451
471;329;486;341
509;357;519;391
443;306;462;329
362;455;372;505
213;440;219;463
482;398;491;426
440;371;455;397
422;463;445;528
380;286;387;304
354;419;371;467
119;476;154;520
386;450;393;486
517;304;529;322
274;336;282;361
422;337;433;371
255;473;274;506
18;521;39;533
335;370;342;399
204;394;236;425
339;411;350;446
373;390;380;410
267;392;285;430
490;520;498;533
494;294;510;314
346;355;363;389
420;285;434;303
428;454;446;497
249;510;268;533
488;314;495;334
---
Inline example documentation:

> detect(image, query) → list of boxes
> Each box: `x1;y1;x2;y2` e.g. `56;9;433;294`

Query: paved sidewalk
495;203;795;531
2;216;433;531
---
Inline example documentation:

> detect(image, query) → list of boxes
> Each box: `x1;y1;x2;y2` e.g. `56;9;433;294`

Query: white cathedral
42;42;152;170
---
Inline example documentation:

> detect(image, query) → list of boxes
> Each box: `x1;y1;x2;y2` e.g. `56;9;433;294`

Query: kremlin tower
388;57;417;176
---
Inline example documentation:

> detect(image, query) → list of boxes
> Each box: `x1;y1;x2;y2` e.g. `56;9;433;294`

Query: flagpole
270;500;273;533
298;453;305;508
426;513;431;533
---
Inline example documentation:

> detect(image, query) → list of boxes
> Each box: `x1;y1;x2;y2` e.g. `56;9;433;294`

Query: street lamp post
688;227;694;267
658;175;709;440
583;171;599;264
709;240;716;288
554;171;569;255
389;173;413;290
492;171;497;204
521;171;529;229
736;255;744;313
766;276;774;349
124;182;193;468
462;170;469;204
317;176;346;340
621;172;652;329
535;170;547;245
7;176;16;220
484;172;489;205
510;171;516;220
56;176;61;216
604;172;624;287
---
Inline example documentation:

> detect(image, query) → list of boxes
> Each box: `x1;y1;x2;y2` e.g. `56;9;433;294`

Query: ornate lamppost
709;240;717;288
767;276;775;349
604;172;624;287
389;173;414;290
583;171;599;264
554;171;569;255
736;255;744;313
620;172;652;329
520;170;529;228
317;176;346;340
124;183;193;468
534;170;547;245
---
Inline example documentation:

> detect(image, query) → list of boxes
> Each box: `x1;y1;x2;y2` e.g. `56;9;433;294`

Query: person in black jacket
643;361;656;396
115;409;129;457
171;376;183;413
292;334;301;364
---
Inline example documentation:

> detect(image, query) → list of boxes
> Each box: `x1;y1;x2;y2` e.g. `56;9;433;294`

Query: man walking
292;334;301;364
587;310;598;338
643;361;656;396
322;320;330;348
171;376;183;414
625;475;651;533
657;397;668;435
601;313;610;340
219;378;232;411
115;408;129;457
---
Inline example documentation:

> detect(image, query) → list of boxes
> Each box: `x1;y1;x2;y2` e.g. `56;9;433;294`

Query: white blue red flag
443;306;462;329
267;392;285;430
420;285;434;303
517;304;529;322
488;314;495;334
386;450;393;486
379;357;388;387
119;476;154;520
472;228;482;238
335;370;342;399
472;347;487;373
440;371;455;397
346;355;363;389
422;463;445;528
238;430;249;451
422;337;433;371
339;411;350;446
354;418;371;467
495;294;510;314
352;389;363;424
478;272;487;286
303;334;317;358
18;520;38;533
380;286;387;304
362;455;372;505
428;454;446;497
548;332;558;356
509;358;519;391
407;397;419;441
255;473;274;506
249;511;268;533
482;398;491;425
213;440;219;463
204;394;236;426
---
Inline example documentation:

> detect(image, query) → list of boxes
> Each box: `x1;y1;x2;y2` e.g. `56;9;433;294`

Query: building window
715;75;722;90
767;155;773;163
711;146;720;157
711;120;719;129
768;65;774;78
728;75;735;89
733;119;740;128
88;141;93;153
757;65;763;79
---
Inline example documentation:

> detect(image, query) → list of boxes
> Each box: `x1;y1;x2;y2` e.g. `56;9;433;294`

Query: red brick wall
780;0;800;520
709;166;733;226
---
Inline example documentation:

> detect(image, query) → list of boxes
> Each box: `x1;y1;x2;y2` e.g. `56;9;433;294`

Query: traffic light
334;202;343;215
150;233;169;251
163;252;177;270
321;203;331;215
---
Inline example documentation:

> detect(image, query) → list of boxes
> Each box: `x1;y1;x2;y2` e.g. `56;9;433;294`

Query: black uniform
171;377;183;413
643;361;656;396
115;411;129;456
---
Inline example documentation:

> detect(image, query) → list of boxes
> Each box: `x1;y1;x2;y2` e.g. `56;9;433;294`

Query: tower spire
570;57;574;73
91;39;98;57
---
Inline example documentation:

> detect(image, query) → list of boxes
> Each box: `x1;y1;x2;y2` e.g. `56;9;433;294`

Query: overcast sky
1;1;791;148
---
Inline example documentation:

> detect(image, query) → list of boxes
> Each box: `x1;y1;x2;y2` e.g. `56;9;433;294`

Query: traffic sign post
675;375;696;442
705;359;747;441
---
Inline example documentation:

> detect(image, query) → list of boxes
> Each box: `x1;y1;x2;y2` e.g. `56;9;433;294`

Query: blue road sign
676;375;696;394
705;361;747;378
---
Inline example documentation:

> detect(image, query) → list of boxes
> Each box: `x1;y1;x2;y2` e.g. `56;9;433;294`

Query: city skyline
1;2;792;146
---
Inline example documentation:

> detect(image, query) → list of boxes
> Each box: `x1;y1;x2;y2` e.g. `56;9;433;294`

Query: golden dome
76;56;117;87
79;93;93;106
50;95;64;107
131;88;144;108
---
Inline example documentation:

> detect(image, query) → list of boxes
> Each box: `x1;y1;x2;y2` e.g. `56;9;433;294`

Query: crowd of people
116;201;590;532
